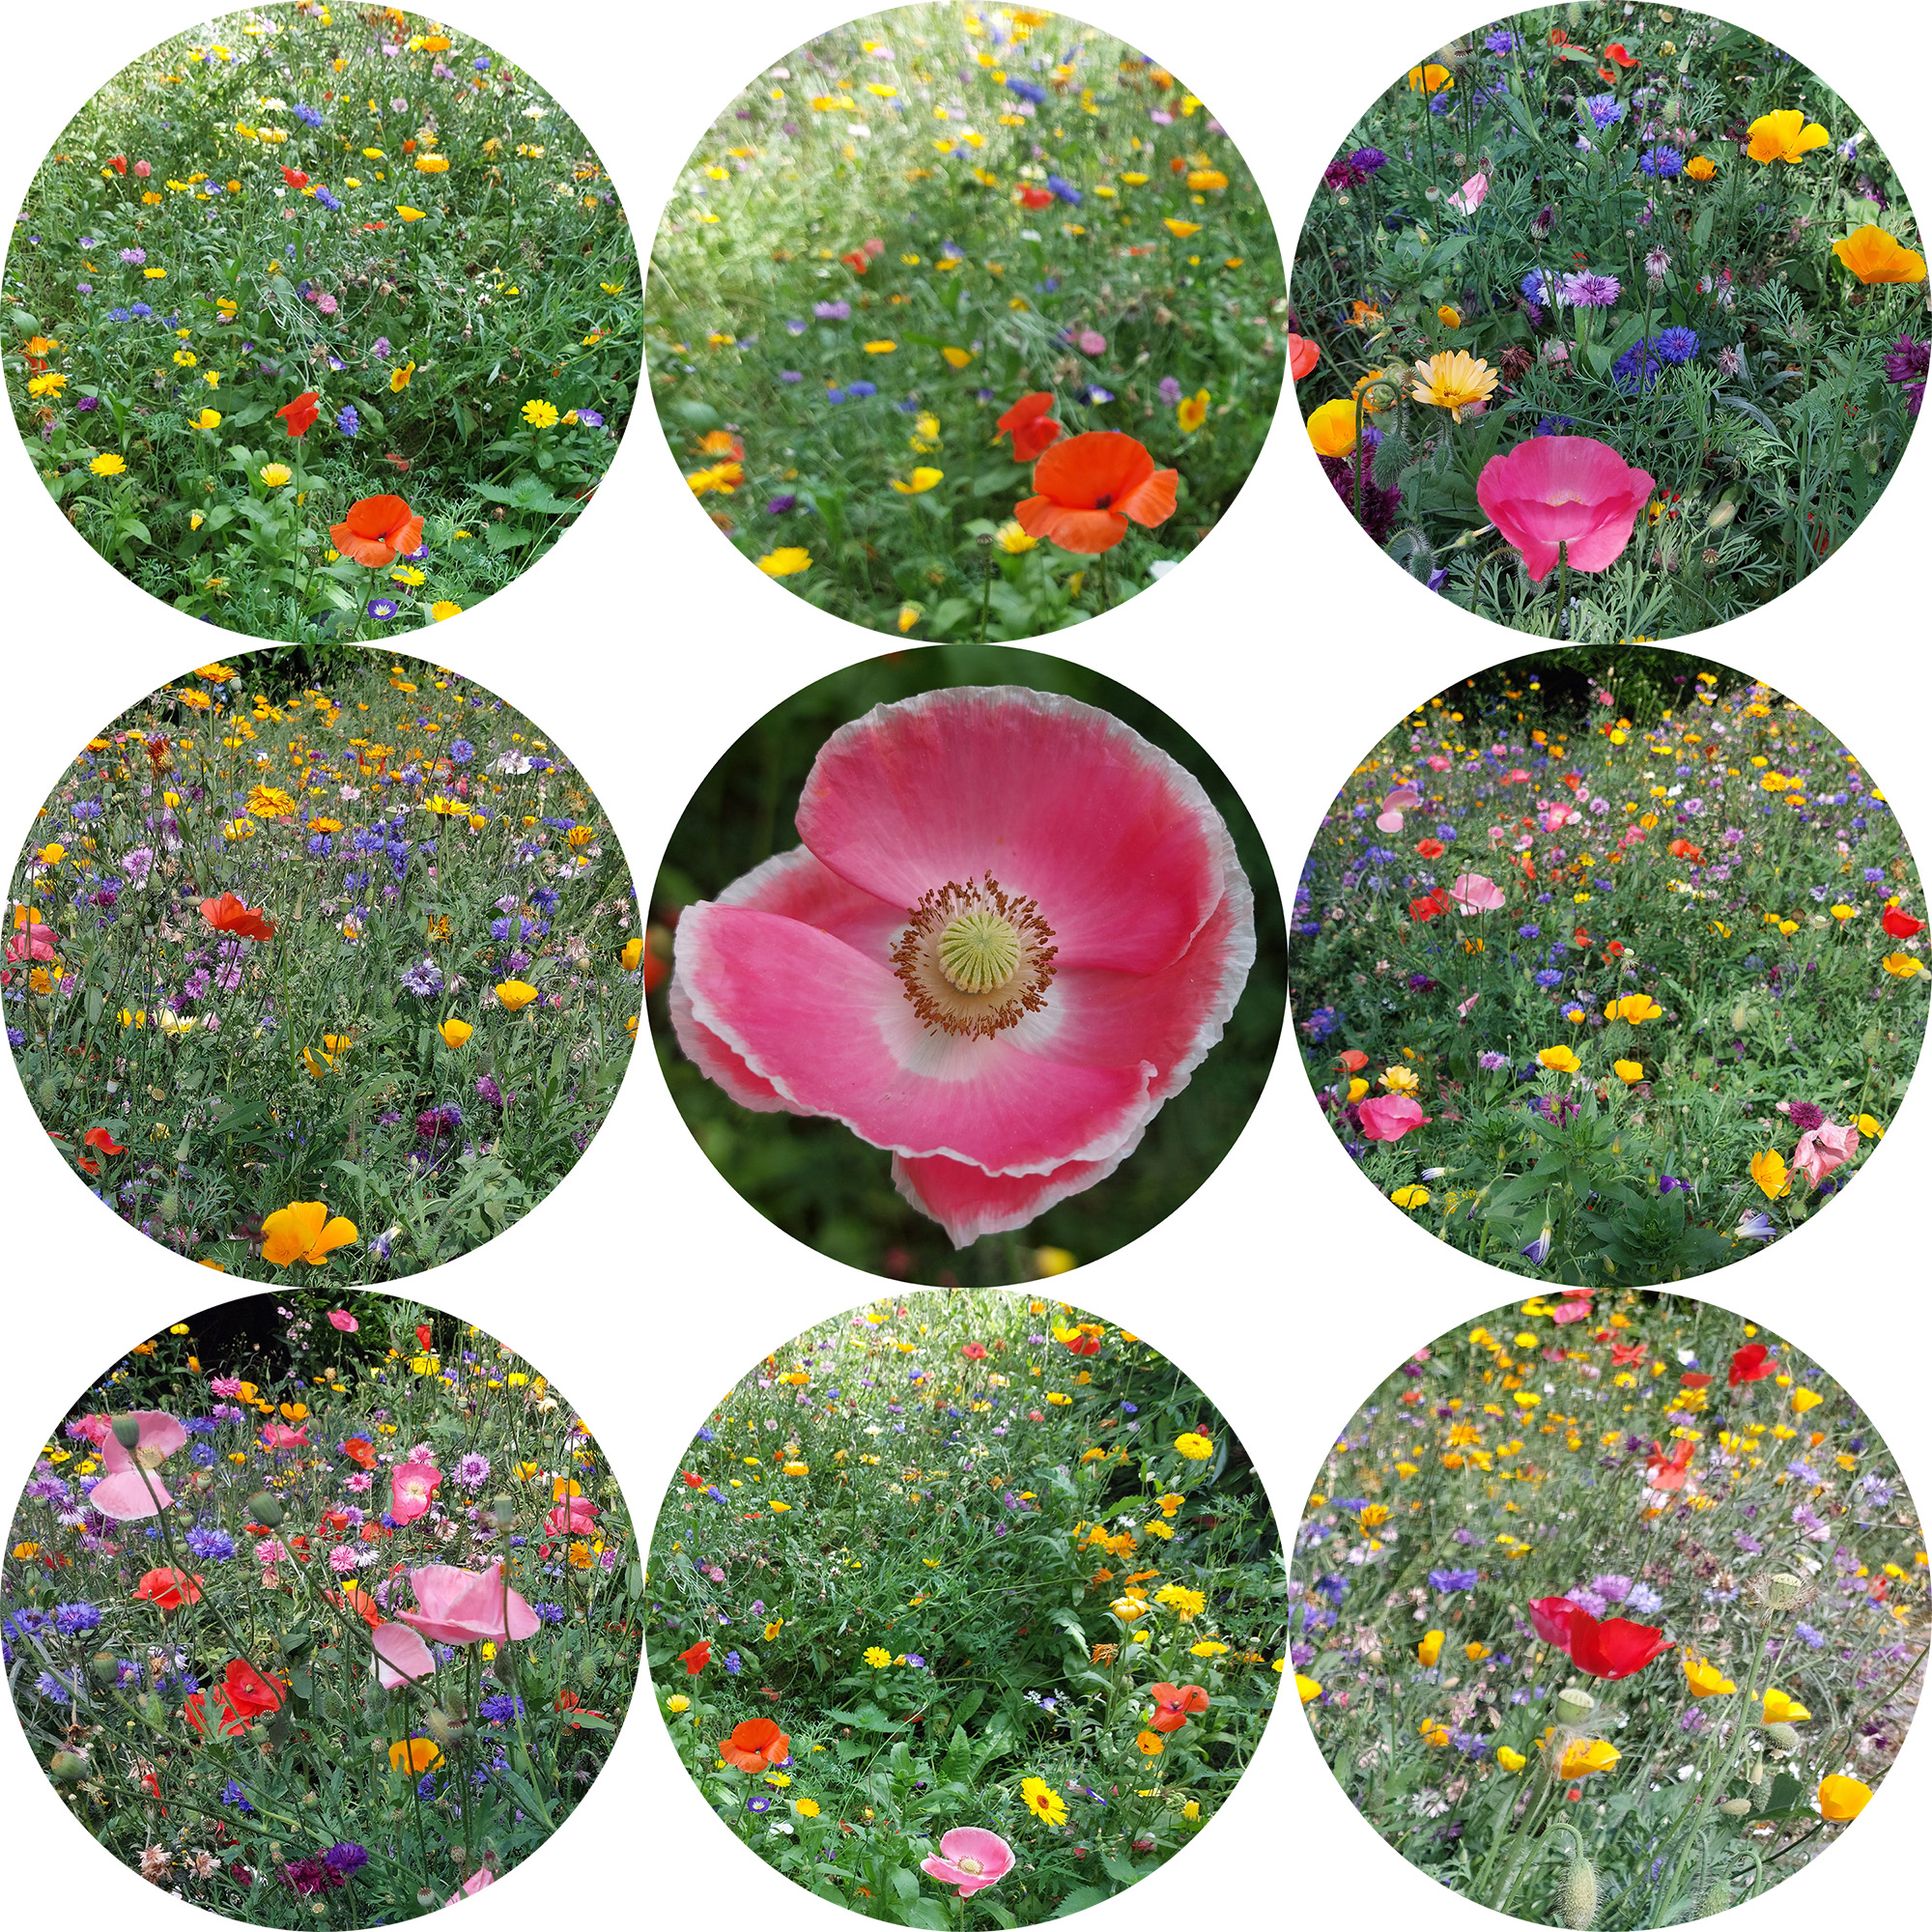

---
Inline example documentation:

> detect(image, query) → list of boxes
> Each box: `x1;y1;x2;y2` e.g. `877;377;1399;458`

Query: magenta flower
90;1411;187;1520
396;1562;540;1647
327;1309;359;1332
1476;437;1657;582
1357;1094;1431;1142
1446;872;1507;914
668;688;1256;1246
922;1827;1015;1896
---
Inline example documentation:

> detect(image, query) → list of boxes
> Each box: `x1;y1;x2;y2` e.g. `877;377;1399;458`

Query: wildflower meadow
1291;646;1927;1286
6;648;641;1280
1293;1293;1925;1929
651;647;1285;1283
1293;7;1927;640
6;7;639;644
4;1291;640;1918
648;4;1288;640
646;1289;1285;1925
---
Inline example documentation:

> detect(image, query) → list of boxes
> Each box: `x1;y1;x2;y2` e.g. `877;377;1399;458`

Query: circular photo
646;1289;1285;1921
1290;9;1926;639
6;647;641;1279
5;8;639;643
4;1290;639;1917
647;3;1288;640
1291;1293;1924;1927
649;646;1284;1281
1290;646;1927;1285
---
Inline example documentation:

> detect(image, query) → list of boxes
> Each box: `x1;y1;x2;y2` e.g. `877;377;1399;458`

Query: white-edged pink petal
794;687;1231;972
90;1470;174;1520
893;1138;1141;1248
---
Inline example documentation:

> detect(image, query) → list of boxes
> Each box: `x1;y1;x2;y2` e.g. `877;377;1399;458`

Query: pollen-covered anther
893;872;1058;1038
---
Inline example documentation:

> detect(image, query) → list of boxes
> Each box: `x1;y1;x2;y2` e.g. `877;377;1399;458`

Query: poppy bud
49;1750;89;1782
1555;1687;1596;1723
90;1652;120;1686
488;1494;517;1529
1696;1879;1733;1917
138;1692;167;1728
1765;1721;1800;1752
248;1492;285;1526
1764;1572;1804;1610
1719;1798;1752;1816
158;1190;180;1225
111;1415;144;1450
1560;1855;1599;1928
1706;498;1737;531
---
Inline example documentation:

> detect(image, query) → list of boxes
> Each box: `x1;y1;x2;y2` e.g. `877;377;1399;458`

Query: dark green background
649;647;1286;1284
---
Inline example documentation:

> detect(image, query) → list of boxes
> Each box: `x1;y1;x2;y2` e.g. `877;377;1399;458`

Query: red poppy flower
995;391;1063;462
1147;1682;1210;1733
415;1323;434;1350
1728;1343;1775;1386
677;1637;713;1675
84;1125;127;1156
275;390;321;438
1603;42;1638;66
1415;838;1446;860
720;1716;791;1772
960;1342;989;1360
1667;838;1702;862
1605;939;1626;957
183;1689;249;1739
841;248;870;273
281;167;310;190
681;1469;705;1487
1680;1372;1713;1390
200;892;276;943
329;494;424;567
1882;907;1925;939
1409;890;1452;922
340;1436;377;1470
1610;1340;1647;1366
218;1659;288;1719
325;1583;381;1629
1336;1049;1369;1073
133;1566;203;1612
1014;431;1179;554
108;156;128;175
1063;1333;1101;1356
1018;185;1055;210
1528;1597;1671;1679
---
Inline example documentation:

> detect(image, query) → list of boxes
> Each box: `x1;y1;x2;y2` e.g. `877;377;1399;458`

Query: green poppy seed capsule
49;1750;89;1783
247;1492;285;1526
490;1493;517;1528
1765;1572;1804;1610
90;1652;120;1686
1766;1721;1800;1751
417;1889;438;1910
1697;1879;1734;1918
1720;1798;1753;1816
1560;1856;1599;1930
111;1414;144;1450
1555;1687;1596;1723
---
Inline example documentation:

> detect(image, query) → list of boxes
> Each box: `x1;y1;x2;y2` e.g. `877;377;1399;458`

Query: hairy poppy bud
1555;1687;1596;1724
1765;1722;1800;1752
1696;1879;1733;1917
90;1652;120;1687
489;1494;517;1529
1719;1797;1752;1816
248;1492;285;1526
111;1415;144;1450
1560;1856;1599;1928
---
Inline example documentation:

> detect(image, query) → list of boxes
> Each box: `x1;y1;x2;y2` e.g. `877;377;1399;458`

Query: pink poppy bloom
397;1561;540;1647
260;1423;309;1449
209;1376;242;1396
922;1828;1015;1897
1551;1296;1596;1324
1476;437;1657;583
1447;170;1489;214
440;1868;494;1906
327;1309;359;1332
1357;1094;1431;1142
5;921;59;964
1376;784;1422;834
668;689;1255;1247
390;1463;443;1525
1424;754;1453;772
543;1496;600;1536
1543;803;1577;833
1447;873;1507;914
1500;768;1532;785
133;159;152;178
1457;994;1480;1018
1793;1119;1858;1188
370;1619;437;1689
90;1411;187;1520
70;1413;112;1448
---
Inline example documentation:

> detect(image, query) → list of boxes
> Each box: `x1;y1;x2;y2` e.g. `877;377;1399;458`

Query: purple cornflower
1429;1568;1479;1592
1580;94;1624;130
1562;270;1621;307
398;958;443;996
1787;1100;1825;1133
455;1452;491;1488
813;299;851;322
1656;326;1699;365
1349;148;1388;174
1478;1051;1512;1071
336;404;359;436
1157;376;1182;405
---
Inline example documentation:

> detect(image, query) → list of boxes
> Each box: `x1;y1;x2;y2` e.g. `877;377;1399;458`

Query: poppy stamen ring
893;872;1058;1039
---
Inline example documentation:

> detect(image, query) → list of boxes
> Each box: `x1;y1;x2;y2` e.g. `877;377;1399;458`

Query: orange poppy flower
720;1716;791;1772
281;167;309;190
1337;1049;1369;1073
996;391;1063;462
340;1436;378;1469
84;1125;127;1156
1288;333;1321;381
133;1567;204;1612
200;892;276;943
326;1583;383;1629
1147;1681;1210;1733
329;494;424;567
1013;432;1178;554
275;390;321;438
1019;185;1054;209
841;247;870;273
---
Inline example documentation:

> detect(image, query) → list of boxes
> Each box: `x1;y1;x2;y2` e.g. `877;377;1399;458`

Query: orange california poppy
1013;432;1179;554
720;1716;791;1772
200;892;276;943
329;494;424;567
1147;1682;1210;1734
996;391;1063;462
275;389;321;438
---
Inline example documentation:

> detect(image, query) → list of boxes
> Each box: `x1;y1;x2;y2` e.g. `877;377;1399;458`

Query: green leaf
1050;1887;1115;1918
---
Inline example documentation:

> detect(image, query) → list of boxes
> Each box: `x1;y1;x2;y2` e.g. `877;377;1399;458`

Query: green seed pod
579;1655;598;1690
111;1415;144;1451
37;1074;61;1110
1707;498;1738;532
90;1652;120;1687
417;1889;438;1910
489;1493;517;1530
1766;1721;1801;1752
137;1692;167;1730
1696;1878;1733;1918
1764;1572;1804;1610
157;1190;180;1226
1720;1798;1753;1817
1555;1687;1597;1724
247;1492;285;1527
1560;1855;1599;1930
49;1750;90;1784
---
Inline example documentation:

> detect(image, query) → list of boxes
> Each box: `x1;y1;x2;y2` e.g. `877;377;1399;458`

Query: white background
1;0;1925;1925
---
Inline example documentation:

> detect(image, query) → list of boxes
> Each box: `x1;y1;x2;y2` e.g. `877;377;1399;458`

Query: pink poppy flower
327;1309;359;1332
1476;437;1657;583
5;921;59;964
922;1827;1015;1897
1424;754;1453;772
91;1411;187;1520
397;1561;540;1647
440;1868;494;1906
260;1423;309;1449
668;688;1255;1247
1357;1094;1431;1142
390;1463;443;1525
1543;803;1577;833
543;1496;600;1536
1447;872;1507;914
1457;993;1480;1018
1793;1119;1858;1188
1376;784;1422;834
1551;1296;1596;1324
370;1619;437;1690
1447;170;1489;214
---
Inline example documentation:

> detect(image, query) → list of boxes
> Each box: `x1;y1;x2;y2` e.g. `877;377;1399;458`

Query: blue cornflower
314;187;343;213
1519;924;1541;939
1657;326;1700;364
1792;1622;1826;1649
325;1844;369;1874
1534;416;1576;437
185;1524;236;1564
824;387;847;406
1429;1568;1479;1592
846;380;878;399
478;1693;525;1722
1581;94;1624;131
336;404;359;437
35;1671;71;1705
1046;175;1082;205
474;56;491;71
1485;29;1520;53
1534;969;1565;988
54;1603;102;1634
1613;341;1663;394
220;1779;256;1813
1520;269;1555;305
1349;148;1388;174
293;103;324;128
1639;146;1685;178
1006;77;1048;105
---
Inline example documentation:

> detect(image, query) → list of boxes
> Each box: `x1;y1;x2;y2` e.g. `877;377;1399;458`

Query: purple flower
1349;148;1388;174
766;494;797;514
366;598;398;621
1520;1226;1553;1267
1656;327;1699;365
1563;270;1622;308
813;299;851;322
1157;376;1182;405
1429;1568;1479;1592
1638;147;1685;179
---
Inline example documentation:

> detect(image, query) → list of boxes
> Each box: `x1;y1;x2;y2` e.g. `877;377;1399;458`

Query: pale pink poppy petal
371;1620;437;1689
673;903;1156;1175
397;1562;539;1647
794;687;1230;972
667;972;792;1113
1375;810;1406;833
893;1136;1141;1247
99;1411;188;1474
90;1468;175;1520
